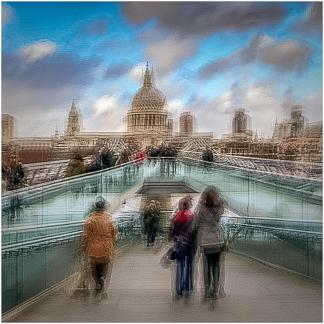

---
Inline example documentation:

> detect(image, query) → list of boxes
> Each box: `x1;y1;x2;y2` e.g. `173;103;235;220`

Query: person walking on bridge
142;200;161;247
191;186;226;302
170;196;194;298
81;196;117;298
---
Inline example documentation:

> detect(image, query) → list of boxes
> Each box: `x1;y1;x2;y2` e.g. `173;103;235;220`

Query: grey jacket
192;204;224;248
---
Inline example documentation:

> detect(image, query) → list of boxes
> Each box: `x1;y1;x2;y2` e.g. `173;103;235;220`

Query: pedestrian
81;196;117;299
191;186;226;302
170;195;194;298
142;200;161;247
7;159;25;190
65;152;85;177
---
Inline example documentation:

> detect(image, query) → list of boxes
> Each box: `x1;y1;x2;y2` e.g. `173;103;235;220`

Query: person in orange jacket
81;197;117;294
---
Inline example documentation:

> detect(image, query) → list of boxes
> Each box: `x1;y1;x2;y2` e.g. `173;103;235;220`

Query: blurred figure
142;200;161;247
6;159;25;191
81;196;117;298
86;149;116;173
202;147;214;162
65;152;85;177
191;186;226;301
171;195;194;298
115;148;131;165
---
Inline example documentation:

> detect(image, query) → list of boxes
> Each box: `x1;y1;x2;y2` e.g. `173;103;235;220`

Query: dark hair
200;186;224;211
72;152;83;161
94;196;107;211
178;195;193;210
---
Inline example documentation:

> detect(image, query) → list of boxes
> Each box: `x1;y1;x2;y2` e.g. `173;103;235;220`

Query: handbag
200;242;224;254
160;246;174;268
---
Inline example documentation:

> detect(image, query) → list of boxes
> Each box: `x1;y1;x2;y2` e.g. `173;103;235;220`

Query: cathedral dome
131;63;165;111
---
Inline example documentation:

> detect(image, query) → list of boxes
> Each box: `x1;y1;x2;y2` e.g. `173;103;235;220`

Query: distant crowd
2;144;216;190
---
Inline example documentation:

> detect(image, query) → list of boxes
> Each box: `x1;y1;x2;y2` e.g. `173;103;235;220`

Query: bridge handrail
179;150;322;167
2;220;85;233
2;158;145;198
2;230;83;253
179;156;323;183
223;215;322;226
226;223;322;238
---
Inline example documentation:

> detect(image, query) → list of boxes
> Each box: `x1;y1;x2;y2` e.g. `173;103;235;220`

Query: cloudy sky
2;2;322;138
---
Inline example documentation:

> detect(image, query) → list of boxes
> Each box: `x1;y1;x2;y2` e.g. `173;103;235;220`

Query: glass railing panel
2;161;147;229
2;216;141;314
180;158;322;223
223;216;322;280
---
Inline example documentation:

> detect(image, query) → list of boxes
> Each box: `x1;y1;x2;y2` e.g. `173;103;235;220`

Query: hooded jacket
81;211;117;262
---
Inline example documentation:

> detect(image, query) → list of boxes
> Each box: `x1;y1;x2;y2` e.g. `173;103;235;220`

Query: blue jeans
175;251;193;296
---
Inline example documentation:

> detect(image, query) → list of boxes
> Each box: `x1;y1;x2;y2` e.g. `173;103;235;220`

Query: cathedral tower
65;100;81;137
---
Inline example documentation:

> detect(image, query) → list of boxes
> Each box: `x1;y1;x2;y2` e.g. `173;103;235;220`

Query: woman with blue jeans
171;196;193;297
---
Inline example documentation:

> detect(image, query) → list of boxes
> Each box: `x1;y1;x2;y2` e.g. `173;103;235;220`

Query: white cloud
246;84;278;111
2;4;15;27
145;36;197;75
19;40;57;63
93;95;120;117
83;94;129;132
167;99;186;117
302;92;323;122
128;62;146;85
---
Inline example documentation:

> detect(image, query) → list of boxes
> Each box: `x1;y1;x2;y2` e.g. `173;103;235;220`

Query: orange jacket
81;211;117;262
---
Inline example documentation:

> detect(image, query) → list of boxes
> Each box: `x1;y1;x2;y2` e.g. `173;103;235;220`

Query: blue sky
2;2;322;137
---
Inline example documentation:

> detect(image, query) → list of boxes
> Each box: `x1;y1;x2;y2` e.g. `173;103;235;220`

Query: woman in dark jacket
171;196;193;297
192;186;226;301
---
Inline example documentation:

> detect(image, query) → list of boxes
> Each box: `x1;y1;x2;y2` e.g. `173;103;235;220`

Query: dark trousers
175;251;193;296
146;231;157;246
90;261;109;286
203;252;220;299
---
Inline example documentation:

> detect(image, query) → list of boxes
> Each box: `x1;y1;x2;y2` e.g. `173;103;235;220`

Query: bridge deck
8;245;322;323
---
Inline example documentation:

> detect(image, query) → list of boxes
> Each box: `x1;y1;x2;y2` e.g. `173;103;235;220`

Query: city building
179;112;194;135
273;105;306;141
232;109;251;133
167;118;174;135
2;64;322;164
127;63;169;147
2;114;15;143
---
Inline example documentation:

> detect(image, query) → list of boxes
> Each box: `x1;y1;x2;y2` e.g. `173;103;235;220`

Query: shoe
99;277;106;291
174;294;182;301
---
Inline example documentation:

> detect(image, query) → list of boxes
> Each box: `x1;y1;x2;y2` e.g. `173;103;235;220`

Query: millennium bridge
2;156;322;322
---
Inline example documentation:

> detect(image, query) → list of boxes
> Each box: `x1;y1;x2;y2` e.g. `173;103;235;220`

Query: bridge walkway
7;244;322;322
